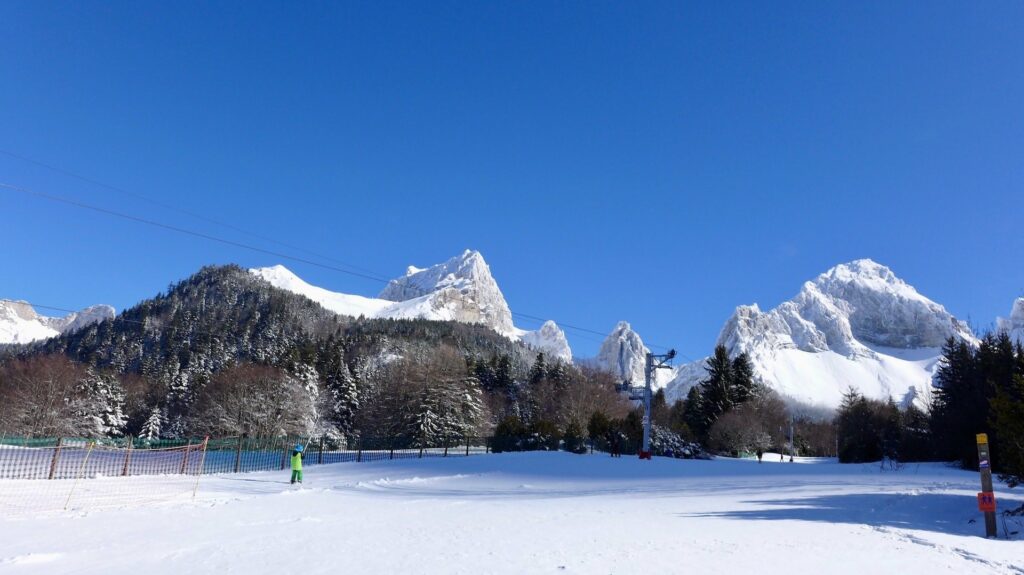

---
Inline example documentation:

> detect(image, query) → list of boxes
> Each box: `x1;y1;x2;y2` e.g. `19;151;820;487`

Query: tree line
833;333;1023;487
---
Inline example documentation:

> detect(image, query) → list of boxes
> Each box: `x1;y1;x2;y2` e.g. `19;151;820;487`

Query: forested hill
37;264;349;376
5;264;535;439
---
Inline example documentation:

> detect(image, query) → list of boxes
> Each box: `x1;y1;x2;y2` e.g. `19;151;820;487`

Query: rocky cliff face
378;250;516;337
595;321;649;384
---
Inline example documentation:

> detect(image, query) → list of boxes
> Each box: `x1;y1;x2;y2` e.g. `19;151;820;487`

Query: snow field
1;452;1021;574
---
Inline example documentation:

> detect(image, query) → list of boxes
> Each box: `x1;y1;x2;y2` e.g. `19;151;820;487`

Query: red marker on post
976;434;997;538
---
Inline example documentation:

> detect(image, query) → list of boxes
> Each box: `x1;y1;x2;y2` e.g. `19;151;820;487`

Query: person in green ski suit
290;443;304;484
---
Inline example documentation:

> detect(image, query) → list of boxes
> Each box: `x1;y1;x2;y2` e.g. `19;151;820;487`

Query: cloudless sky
1;1;1022;359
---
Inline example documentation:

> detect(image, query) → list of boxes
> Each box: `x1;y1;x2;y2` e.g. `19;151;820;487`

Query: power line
0;181;391;284
1;178;686;359
0;149;386;279
1;151;683;350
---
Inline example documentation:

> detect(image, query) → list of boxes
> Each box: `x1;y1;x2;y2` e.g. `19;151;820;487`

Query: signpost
976;433;997;538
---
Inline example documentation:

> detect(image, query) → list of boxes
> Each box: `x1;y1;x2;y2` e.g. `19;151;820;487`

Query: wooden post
180;440;192;474
976;433;998;538
466;437;470;457
318;436;324;465
234;436;243;473
121;436;133;476
48;437;63;480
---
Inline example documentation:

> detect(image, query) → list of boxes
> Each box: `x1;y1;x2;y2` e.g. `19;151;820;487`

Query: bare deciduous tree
0;355;94;437
187;363;314;437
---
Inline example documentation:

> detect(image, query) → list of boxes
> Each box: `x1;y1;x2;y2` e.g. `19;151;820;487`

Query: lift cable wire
0;178;686;359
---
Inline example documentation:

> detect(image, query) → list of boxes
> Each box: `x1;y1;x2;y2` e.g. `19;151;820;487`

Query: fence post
234;436;243;473
64;441;95;510
281;442;288;470
318;436;324;465
48;437;63;480
444;439;448;458
357;437;362;463
390;438;394;461
180;440;192;474
192;436;210;500
122;435;133;476
466;436;470;457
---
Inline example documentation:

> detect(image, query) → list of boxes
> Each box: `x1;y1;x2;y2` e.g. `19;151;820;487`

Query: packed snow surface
1;453;1020;574
666;259;976;408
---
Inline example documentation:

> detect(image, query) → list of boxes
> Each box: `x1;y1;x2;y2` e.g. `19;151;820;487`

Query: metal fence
0;434;494;481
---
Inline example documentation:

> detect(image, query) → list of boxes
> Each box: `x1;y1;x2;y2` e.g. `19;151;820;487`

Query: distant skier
607;430;621;458
290;443;304;484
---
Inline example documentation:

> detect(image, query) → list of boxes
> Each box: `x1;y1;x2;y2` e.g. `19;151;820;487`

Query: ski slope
1;453;1021;574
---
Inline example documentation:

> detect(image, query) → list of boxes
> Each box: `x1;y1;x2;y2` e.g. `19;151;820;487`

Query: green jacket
291;450;303;471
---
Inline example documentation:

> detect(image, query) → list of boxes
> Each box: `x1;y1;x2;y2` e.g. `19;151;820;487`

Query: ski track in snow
0;452;1021;575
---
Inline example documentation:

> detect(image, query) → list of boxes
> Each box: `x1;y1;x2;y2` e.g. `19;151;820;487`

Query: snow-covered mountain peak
667;260;976;408
377;249;515;336
0;300;115;345
596;321;648;384
252;251;558;354
997;297;1024;345
519;320;572;363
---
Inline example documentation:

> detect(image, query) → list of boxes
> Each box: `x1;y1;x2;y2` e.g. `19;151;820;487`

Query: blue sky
1;2;1022;359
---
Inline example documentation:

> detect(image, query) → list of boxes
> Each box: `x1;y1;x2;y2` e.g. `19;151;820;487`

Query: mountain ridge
664;259;977;408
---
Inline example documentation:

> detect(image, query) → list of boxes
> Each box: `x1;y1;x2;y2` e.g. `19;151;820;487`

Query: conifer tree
730;353;755;405
698;345;734;433
77;369;128;438
140;407;163;443
529;353;548;386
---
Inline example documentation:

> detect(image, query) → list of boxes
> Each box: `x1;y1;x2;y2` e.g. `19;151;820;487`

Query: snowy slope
252;250;572;360
0;300;115;345
997;297;1024;345
666;260;976;408
2;453;1021;574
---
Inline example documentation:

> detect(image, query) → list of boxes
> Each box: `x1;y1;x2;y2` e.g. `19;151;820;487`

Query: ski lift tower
617;349;676;460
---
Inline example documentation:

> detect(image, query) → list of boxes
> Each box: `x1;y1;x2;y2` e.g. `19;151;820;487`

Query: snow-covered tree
77;369;128;438
325;359;359;436
140;407;164;443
